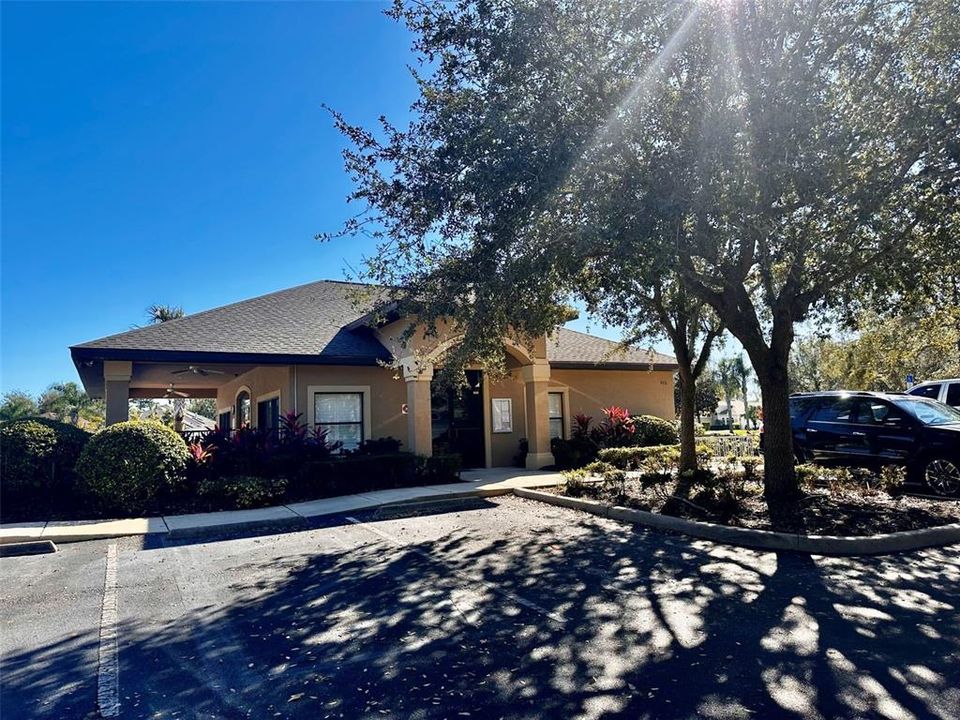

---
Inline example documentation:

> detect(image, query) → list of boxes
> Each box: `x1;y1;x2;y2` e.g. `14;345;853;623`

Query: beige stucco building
72;281;677;469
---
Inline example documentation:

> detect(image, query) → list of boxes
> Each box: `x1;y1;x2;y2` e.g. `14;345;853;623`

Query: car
786;390;960;496
906;378;960;409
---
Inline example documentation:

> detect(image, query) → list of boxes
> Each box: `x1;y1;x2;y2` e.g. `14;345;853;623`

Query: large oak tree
330;0;959;524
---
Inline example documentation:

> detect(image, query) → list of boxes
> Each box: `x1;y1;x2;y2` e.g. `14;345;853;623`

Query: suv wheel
924;457;960;497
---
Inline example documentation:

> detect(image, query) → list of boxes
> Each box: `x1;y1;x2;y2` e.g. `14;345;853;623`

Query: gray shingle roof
72;280;677;369
547;328;676;369
72;280;390;362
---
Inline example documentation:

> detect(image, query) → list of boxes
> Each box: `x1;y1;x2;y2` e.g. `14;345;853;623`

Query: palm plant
147;304;184;323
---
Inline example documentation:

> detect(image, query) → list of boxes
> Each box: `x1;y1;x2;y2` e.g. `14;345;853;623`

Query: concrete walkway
0;469;563;544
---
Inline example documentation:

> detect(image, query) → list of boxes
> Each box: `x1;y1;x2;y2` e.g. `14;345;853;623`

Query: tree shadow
3;498;958;719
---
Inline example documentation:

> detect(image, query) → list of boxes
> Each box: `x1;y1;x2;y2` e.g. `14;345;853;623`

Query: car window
809;397;853;422
892;397;960;426
910;384;941;400
853;401;906;426
946;383;960;407
789;397;820;420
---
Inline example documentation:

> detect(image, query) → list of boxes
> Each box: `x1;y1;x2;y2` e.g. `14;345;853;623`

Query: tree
187;398;217;420
0;390;39;422
731;356;752;428
586;273;723;472
331;0;958;524
674;373;720;422
714;359;740;430
38;382;102;426
147;304;184;324
791;309;960;392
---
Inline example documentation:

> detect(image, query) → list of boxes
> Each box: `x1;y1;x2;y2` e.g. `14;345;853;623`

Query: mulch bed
549;478;960;536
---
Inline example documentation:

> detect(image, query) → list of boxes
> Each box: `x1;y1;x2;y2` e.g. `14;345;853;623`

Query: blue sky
1;1;671;397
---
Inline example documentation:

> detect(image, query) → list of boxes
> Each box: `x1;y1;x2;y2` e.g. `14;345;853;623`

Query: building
71;280;677;468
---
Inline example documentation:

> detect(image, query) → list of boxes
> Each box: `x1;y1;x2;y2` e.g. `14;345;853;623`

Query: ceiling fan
164;384;189;398
171;365;225;377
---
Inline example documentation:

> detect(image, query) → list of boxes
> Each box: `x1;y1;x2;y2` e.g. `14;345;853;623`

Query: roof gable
72;280;390;362
72;280;677;370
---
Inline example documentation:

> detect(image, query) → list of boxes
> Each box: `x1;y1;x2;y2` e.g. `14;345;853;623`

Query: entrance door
431;370;486;468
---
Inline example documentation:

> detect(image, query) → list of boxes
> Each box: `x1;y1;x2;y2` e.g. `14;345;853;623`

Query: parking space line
97;543;120;718
344;516;566;625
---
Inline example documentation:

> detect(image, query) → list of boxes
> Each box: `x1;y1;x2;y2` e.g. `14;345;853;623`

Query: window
946;383;960;408
235;391;251;428
218;411;231;431
315;392;363;450
910;384;941;400
810;397;853;423
491;398;513;433
257;396;280;433
548;392;565;439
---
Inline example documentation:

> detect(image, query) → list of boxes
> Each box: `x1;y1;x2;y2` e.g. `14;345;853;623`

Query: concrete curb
513;487;960;556
0;472;564;545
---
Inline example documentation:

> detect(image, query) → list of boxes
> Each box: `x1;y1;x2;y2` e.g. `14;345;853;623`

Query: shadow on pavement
3;498;958;719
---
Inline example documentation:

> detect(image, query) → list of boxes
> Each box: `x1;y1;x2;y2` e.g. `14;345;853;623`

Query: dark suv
787;391;960;496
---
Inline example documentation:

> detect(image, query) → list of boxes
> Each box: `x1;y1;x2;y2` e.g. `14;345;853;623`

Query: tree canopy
331;0;959;524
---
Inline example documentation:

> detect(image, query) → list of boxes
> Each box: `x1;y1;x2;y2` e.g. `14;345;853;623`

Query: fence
700;434;759;458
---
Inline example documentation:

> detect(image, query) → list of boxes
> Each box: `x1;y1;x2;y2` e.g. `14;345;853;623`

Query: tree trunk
725;390;734;429
677;368;698;473
756;351;801;530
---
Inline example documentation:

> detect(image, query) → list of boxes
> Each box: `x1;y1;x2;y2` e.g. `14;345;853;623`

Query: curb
513;488;960;556
0;477;560;545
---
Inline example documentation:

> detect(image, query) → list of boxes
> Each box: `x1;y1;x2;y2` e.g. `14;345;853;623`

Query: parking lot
3;495;958;719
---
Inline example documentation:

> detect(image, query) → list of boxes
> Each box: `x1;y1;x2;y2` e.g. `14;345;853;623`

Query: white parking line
97;543;120;718
344;516;566;625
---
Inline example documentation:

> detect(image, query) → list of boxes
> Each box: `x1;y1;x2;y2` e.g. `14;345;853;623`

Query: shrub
562;468;590;497
75;421;189;514
417;453;462;484
551;436;599;469
0;417;89;493
198;475;288;510
632;415;679;447
290;452;420;501
592;406;636;447
355;437;402;455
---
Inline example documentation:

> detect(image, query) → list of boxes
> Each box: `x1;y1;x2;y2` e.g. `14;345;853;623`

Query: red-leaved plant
572;413;593;439
594;406;636;447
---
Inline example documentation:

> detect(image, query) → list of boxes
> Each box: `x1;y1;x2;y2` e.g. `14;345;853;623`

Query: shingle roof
72;280;390;362
547;328;676;369
72;280;677;369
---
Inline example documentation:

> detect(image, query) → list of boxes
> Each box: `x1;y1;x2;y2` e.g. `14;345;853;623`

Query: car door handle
852;431;866;437
806;428;819;433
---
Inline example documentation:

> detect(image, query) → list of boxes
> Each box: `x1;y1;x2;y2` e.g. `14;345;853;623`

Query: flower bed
551;458;960;536
0;412;463;522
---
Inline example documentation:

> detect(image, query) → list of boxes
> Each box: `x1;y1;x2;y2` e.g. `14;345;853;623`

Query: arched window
235;390;251;428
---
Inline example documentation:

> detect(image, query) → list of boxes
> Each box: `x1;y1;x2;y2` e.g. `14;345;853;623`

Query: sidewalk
0;468;563;545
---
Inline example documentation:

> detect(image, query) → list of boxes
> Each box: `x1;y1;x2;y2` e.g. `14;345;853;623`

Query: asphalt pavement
2;495;958;719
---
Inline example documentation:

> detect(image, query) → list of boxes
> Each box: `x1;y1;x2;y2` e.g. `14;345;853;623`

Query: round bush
0;417;89;493
632;415;679;447
76;421;189;514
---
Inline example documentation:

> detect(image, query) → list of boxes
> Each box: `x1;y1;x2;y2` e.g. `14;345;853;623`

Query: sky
1;1;683;397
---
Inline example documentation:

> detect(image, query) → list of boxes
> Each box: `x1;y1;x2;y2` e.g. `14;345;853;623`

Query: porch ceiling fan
164;384;189;398
171;365;225;377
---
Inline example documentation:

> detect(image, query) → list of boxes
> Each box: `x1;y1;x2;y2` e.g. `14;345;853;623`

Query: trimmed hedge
0;417;89;492
598;442;714;470
75;421;189;514
632;415;679;447
198;475;289;511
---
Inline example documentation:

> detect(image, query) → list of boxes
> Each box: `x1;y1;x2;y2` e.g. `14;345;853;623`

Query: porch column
522;360;555;469
104;360;132;426
403;360;433;457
